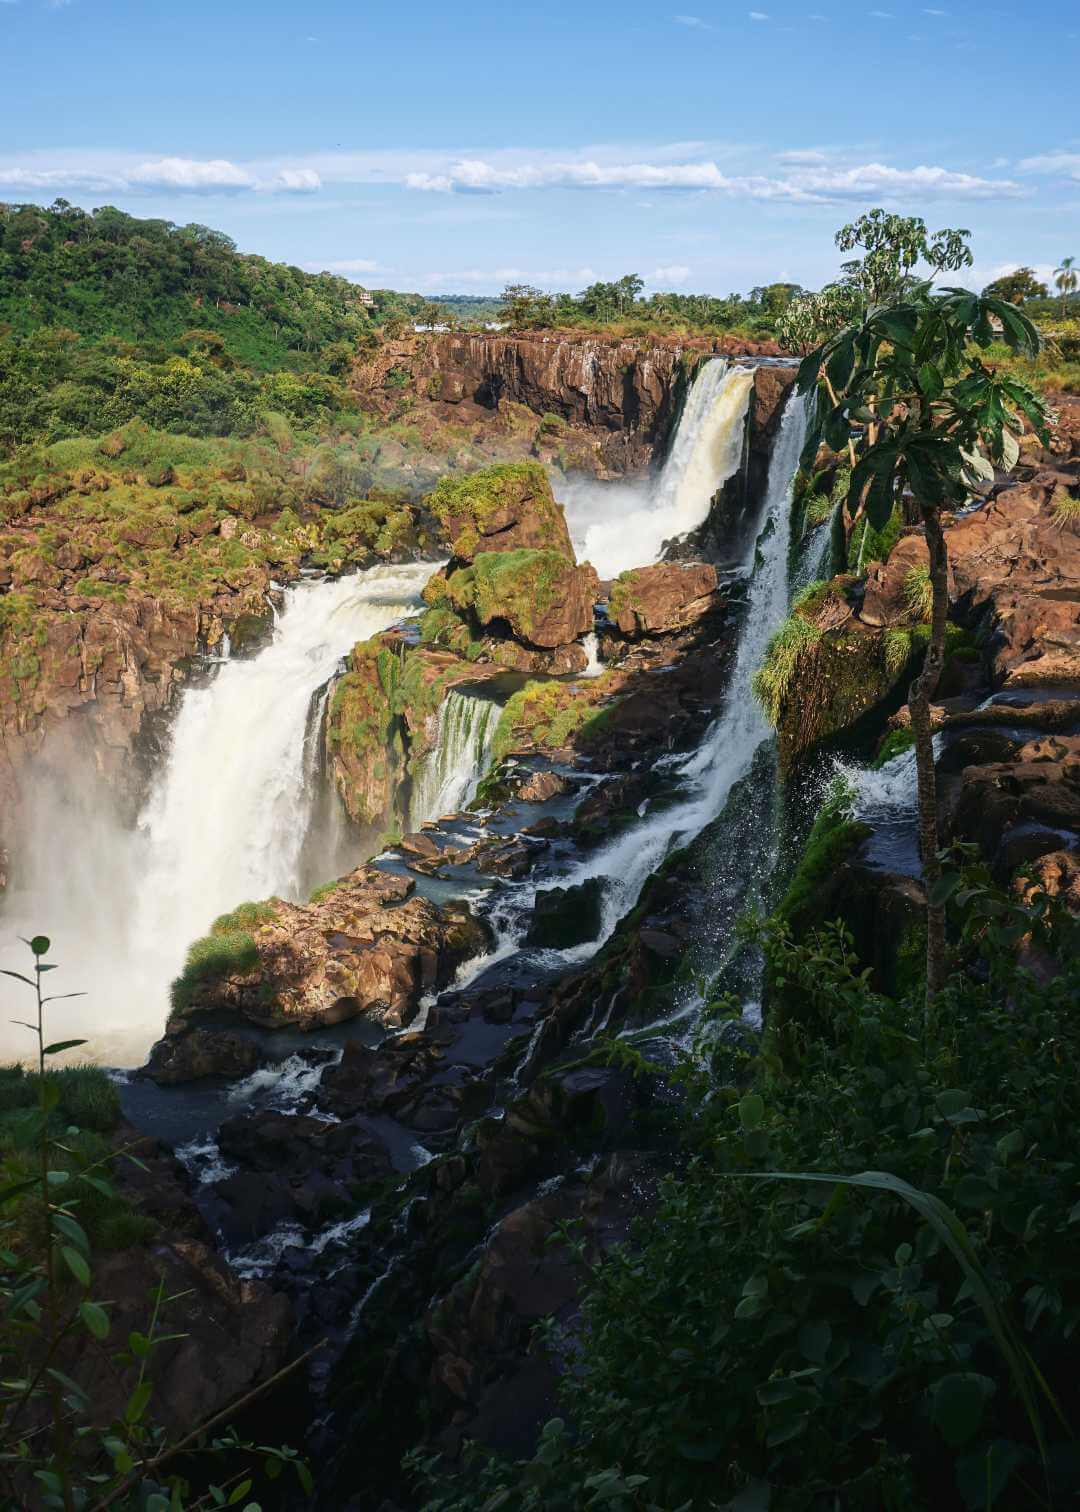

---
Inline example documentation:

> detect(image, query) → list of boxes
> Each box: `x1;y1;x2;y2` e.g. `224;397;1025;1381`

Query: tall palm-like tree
1054;255;1077;318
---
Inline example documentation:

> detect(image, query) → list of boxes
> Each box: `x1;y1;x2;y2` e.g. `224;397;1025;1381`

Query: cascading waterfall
408;689;501;828
0;563;431;1066
581;632;604;677
575;389;809;941
474;388;809;970
559;360;756;578
792;499;840;594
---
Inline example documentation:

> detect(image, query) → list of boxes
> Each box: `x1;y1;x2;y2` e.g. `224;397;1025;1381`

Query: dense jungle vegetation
0;200;444;453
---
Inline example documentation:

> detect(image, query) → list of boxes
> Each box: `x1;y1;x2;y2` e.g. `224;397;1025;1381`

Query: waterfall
558;360;756;578
581;632;604;677
468;389;809;975
575;390;808;940
408;689;500;828
0;563;431;1066
792;500;840;594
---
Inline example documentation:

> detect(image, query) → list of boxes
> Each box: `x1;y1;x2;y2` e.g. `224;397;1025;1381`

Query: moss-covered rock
442;549;598;648
426;461;573;563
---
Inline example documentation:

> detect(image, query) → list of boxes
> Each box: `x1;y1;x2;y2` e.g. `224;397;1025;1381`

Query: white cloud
869;10;894;17
749;9;770;18
1019;151;1080;180
403;154;1022;203
674;14;714;27
0;155;321;195
0;144;1025;209
649;264;692;285
922;6;948;13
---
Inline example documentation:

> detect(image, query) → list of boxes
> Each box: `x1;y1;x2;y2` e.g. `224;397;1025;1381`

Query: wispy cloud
0;145;1027;207
869;10;894;17
649;264;692;285
922;6;948;13
1019;150;1080;180
403;154;1023;203
674;14;714;28
0;155;322;195
749;9;770;18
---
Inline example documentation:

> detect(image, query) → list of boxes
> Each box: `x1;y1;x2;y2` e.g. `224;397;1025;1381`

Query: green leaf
935;1089;969;1118
43;1040;87;1056
29;936;51;957
918;362;944;400
727;1168;1060;1462
60;1245;90;1287
930;1372;992;1447
53;1213;90;1255
125;1380;153;1424
929;873;962;907
0;1178;39;1207
739;1093;765;1130
46;1169;70;1186
0;969;35;986
799;1319;831;1364
79;1301;110;1340
227;1482;254;1505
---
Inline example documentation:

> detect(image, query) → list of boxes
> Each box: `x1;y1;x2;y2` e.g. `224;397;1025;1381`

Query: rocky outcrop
353;331;787;478
941;729;1080;880
439;550;599;649
162;866;489;1043
608;560;718;637
947;478;1080;685
426;460;573;562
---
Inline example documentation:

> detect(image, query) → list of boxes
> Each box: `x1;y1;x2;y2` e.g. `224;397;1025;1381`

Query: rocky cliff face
353;330;787;477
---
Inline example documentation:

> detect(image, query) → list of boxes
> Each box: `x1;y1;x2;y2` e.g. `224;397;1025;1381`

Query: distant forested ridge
0;200;437;452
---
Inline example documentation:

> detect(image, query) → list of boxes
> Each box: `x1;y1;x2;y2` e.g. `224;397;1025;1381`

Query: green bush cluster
414;878;1080;1510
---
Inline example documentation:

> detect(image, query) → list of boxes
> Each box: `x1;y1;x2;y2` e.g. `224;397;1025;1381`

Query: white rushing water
559;360;755;578
581;631;604;678
408;688;501;828
0;564;431;1066
466;387;809;974
792;500;839;595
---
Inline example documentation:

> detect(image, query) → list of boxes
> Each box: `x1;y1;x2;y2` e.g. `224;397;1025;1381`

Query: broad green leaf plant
794;284;1050;1000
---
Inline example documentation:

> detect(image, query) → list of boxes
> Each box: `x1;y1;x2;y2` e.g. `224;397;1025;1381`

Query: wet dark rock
526;878;608;948
143;1028;264;1085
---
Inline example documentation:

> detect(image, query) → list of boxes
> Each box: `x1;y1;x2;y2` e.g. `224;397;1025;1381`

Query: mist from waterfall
558;360;755;578
408;689;500;829
0;564;431;1066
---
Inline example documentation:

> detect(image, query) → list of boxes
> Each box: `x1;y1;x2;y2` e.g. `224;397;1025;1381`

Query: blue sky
2;0;1078;297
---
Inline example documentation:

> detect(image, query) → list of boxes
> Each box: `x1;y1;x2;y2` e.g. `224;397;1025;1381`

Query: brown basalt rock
353;332;786;478
484;638;588;675
860;534;939;628
517;769;571;803
608;560;718;637
945;481;1080;685
167;865;490;1034
143;1028;264;1085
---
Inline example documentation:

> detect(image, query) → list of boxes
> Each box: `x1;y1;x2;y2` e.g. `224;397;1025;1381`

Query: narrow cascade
574;389;809;941
559;360;756;578
581;631;604;677
0;564;431;1066
408;689;501;828
792;499;840;594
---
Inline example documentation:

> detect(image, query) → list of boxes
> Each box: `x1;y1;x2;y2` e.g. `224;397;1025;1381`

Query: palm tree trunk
909;503;950;1005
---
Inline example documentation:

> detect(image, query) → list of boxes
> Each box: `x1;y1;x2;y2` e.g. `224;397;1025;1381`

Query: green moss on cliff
427;461;562;559
445;548;568;643
490;676;614;762
170;930;261;1012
